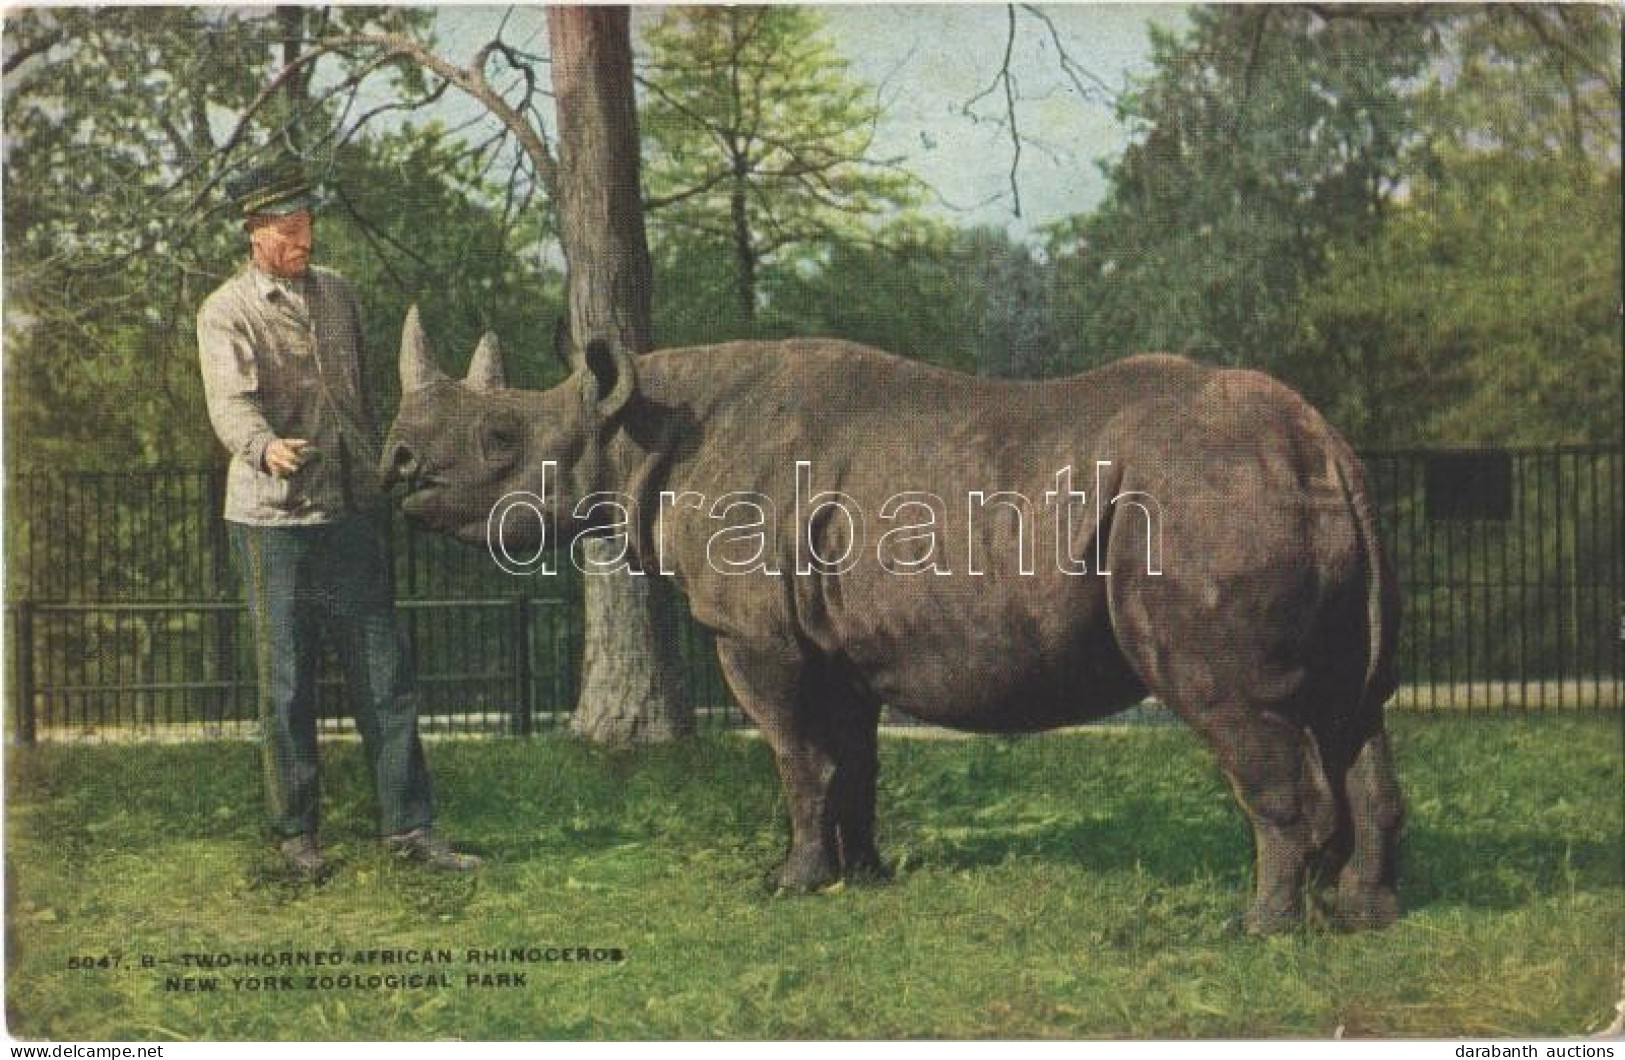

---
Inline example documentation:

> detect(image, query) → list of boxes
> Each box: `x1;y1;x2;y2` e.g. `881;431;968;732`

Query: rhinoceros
380;308;1403;933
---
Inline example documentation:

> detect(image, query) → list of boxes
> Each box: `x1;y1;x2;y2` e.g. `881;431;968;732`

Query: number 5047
67;954;121;970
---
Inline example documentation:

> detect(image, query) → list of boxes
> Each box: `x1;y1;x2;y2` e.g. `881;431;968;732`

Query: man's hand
265;438;314;478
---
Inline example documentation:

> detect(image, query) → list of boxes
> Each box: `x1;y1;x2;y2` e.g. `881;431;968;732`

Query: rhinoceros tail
1334;456;1399;716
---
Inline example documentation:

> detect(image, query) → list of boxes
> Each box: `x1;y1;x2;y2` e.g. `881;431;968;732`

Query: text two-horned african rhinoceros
381;309;1403;933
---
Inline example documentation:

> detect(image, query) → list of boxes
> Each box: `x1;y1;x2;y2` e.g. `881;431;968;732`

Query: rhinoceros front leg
714;637;840;892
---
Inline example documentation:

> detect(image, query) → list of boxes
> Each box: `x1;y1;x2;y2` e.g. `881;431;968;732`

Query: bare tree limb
1018;5;1118;105
998;6;1022;218
329;180;426;294
2;26;64;77
192;30;559;217
1509;3;1620;95
332;78;452;158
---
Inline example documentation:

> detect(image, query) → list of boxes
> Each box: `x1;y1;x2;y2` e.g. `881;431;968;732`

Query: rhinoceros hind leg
1184;704;1321;935
824;685;890;882
1331;729;1403;930
1302;726;1355;890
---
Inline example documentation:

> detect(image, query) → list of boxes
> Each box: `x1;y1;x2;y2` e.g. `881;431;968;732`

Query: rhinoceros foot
840;853;894;884
1330;885;1399;932
769;845;840;894
1235;902;1305;937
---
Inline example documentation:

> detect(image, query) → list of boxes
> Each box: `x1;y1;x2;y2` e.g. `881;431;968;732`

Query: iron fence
5;596;728;741
6;446;1621;742
1365;447;1621;712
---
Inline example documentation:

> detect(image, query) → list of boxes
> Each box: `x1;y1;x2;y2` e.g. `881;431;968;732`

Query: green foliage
1291;8;1622;445
1;8;565;477
640;6;919;329
2;7;435;471
1;10;563;624
777;231;973;369
318;126;565;406
1043;6;1620;446
761;221;1103;379
1421;6;1620;169
6;716;1621;1038
5;5;1620;467
650;237;754;347
653;218;988;371
1293;156;1620;445
1046;7;1431;376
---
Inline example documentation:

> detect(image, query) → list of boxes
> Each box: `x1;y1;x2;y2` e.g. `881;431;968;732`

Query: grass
5;714;1621;1040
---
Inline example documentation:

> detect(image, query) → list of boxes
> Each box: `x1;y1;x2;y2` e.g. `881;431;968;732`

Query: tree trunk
548;6;693;744
731;177;757;327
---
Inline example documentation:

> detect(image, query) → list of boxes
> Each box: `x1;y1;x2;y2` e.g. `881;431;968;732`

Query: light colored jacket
196;262;382;525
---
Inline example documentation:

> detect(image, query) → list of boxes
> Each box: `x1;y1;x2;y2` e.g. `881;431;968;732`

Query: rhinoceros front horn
399;304;448;393
464;331;507;392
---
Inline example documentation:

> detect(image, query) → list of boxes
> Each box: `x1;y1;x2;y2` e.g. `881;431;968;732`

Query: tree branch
2;26;64;77
201;30;559;212
961;5;1023;217
1017;5;1119;105
1510;3;1621;95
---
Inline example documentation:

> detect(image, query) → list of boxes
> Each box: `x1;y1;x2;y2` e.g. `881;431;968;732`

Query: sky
812;5;1189;232
428;4;1191;238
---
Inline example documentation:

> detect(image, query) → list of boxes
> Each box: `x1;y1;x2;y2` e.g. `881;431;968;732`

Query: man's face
247;210;314;278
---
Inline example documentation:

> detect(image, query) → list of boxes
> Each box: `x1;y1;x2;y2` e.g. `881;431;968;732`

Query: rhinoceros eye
479;411;525;465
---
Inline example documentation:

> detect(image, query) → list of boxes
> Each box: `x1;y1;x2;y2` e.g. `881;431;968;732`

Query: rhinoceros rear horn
399;305;448;393
582;338;638;420
465;331;507;391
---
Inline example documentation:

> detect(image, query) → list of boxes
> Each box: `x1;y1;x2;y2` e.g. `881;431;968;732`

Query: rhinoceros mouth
397;480;456;525
397;483;438;514
394;482;488;545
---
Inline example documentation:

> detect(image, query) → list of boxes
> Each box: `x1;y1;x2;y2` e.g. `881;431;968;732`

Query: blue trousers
231;515;434;838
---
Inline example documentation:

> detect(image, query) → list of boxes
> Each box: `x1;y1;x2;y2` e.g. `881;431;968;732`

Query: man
196;159;478;877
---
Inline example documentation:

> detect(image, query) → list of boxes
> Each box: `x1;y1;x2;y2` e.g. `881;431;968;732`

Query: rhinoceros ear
399;305;448;393
464;331;506;392
581;338;637;421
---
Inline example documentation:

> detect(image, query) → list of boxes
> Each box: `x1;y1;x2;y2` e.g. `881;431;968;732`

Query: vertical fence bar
59;476;71;599
18;475;31;602
1609;449;1619;709
1615;449;1623;710
1413;454;1427;706
14;603;36;746
1534;452;1548;711
211;474;238;730
1394;456;1411;703
1500;456;1514;711
542;602;559;730
1516;453;1530;711
1592;448;1605;710
553;601;572;731
1548;450;1562;711
1464;506;1476;713
1426;460;1440;712
513;598;535;737
1567;450;1581;709
1553;449;1567;710
1554;449;1567;711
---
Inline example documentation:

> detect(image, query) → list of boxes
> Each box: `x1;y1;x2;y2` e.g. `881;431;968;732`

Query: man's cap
226;159;317;219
